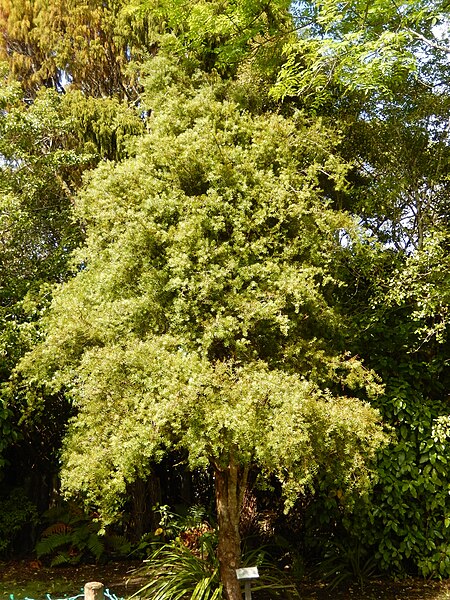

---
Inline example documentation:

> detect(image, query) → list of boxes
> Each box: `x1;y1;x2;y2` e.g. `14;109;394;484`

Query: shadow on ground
1;560;450;600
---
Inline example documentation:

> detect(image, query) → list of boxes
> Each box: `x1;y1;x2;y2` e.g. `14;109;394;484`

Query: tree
338;233;450;577
275;0;448;104
0;70;143;508
20;63;388;599
137;0;294;77
272;0;450;576
0;0;293;98
273;0;450;253
0;0;152;97
0;79;86;482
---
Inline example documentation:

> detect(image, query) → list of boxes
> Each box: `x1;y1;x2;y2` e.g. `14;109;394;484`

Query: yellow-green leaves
21;70;387;522
0;0;151;97
60;343;386;521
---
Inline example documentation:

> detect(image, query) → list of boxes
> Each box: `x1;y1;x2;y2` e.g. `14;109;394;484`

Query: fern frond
50;552;73;567
106;534;131;555
36;533;73;557
87;533;105;560
42;523;72;537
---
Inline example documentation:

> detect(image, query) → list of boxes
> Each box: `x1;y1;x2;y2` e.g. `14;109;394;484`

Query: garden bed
1;559;450;600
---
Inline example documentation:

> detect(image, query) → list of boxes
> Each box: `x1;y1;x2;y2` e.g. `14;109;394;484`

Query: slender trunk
416;193;424;251
214;460;248;600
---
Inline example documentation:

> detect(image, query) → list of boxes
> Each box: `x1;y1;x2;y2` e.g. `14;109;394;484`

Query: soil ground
0;560;146;600
1;559;450;600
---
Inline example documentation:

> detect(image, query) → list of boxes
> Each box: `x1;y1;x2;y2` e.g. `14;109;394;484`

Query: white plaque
236;566;259;580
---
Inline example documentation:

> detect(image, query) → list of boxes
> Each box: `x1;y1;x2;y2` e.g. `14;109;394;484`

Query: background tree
0;69;143;521
0;0;153;97
264;0;450;578
336;234;450;577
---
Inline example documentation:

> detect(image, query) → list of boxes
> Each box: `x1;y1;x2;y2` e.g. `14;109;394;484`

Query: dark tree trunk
127;476;161;542
214;460;248;600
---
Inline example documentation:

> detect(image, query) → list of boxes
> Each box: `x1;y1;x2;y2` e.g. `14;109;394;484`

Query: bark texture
214;460;248;600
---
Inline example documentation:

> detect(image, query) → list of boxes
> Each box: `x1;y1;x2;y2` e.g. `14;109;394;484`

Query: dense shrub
0;488;39;556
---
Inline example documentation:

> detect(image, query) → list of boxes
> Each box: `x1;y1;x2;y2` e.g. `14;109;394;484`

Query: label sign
236;567;259;580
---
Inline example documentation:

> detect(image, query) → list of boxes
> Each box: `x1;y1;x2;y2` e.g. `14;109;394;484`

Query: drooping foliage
0;0;448;586
19;63;388;598
0;69;143;505
0;0;153;97
0;0;295;98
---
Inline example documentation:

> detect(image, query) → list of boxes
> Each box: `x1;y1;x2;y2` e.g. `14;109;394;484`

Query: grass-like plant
315;538;378;590
242;547;300;599
131;532;222;600
131;532;300;600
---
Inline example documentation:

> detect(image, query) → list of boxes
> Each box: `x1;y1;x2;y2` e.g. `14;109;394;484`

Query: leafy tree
20;64;388;599
351;235;450;577
137;0;294;78
269;4;450;576
277;0;450;577
339;108;450;253
0;0;293;98
0;71;143;497
303;222;450;577
0;79;86;480
273;0;450;254
0;0;152;97
275;0;448;104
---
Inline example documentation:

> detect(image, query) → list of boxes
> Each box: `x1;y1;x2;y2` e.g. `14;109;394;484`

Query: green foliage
365;242;449;577
320;231;450;578
0;84;85;303
50;348;385;525
0;0;296;98
130;503;215;559
314;539;378;590
337;94;450;252
35;502;130;566
0;400;18;470
135;0;293;78
3;0;446;587
384;233;450;345
272;0;450;264
0;488;38;556
0;74;142;313
0;70;144;481
274;0;447;105
63;92;144;162
133;536;223;600
363;391;450;578
19;60;387;540
133;533;300;600
242;546;300;598
156;504;213;541
0;0;152;98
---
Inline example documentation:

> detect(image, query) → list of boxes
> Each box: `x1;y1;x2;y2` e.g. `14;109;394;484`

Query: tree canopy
19;65;388;598
0;0;449;590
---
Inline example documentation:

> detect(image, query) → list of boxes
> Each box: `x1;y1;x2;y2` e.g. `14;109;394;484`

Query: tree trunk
214;460;248;600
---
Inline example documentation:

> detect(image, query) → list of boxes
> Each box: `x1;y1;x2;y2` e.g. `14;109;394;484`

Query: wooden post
84;582;105;600
244;581;252;600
